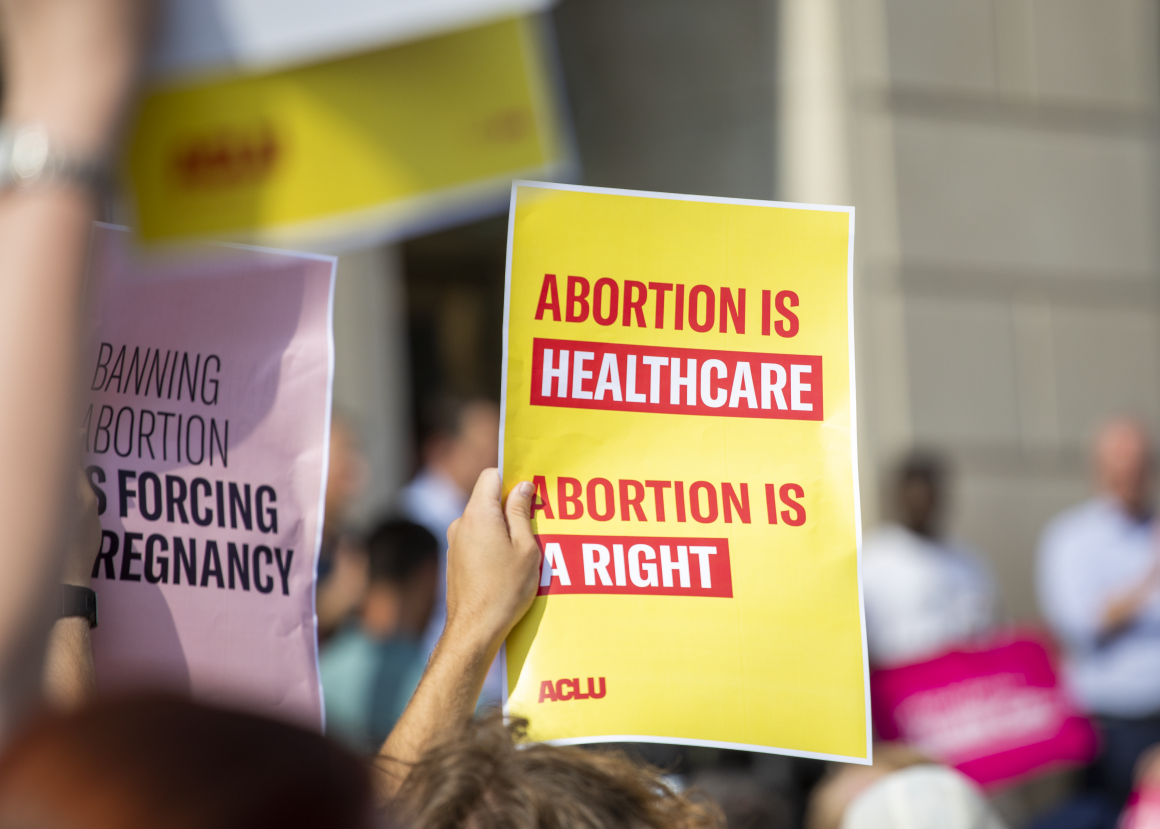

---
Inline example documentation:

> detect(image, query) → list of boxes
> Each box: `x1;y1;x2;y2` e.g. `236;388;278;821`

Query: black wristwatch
59;585;98;629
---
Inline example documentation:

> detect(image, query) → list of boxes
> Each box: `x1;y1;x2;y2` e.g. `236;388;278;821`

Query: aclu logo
539;677;606;703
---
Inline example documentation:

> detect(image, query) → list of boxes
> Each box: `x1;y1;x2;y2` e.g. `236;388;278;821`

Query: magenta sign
871;632;1098;789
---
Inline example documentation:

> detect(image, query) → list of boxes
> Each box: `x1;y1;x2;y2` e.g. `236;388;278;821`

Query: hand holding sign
375;472;539;798
445;473;540;655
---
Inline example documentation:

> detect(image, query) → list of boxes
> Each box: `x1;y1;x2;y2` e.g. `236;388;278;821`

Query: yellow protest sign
500;182;867;761
127;17;568;245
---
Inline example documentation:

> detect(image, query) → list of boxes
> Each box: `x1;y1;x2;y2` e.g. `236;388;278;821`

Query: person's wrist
1;7;147;160
51;616;89;632
61;554;94;589
57;584;98;629
3;34;141;157
3;91;122;164
442;613;506;663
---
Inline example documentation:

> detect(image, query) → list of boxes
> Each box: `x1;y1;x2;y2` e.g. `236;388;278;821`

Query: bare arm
41;470;102;709
0;0;148;732
42;619;96;710
1099;562;1160;639
374;472;540;800
1093;519;1160;639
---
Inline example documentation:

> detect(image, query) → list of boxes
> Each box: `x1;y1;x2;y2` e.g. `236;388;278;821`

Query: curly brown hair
391;713;723;829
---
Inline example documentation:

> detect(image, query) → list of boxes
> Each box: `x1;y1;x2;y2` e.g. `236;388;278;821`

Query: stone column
331;244;412;529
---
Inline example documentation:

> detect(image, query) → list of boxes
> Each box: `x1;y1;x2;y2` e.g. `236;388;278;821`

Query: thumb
466;467;502;514
505;480;538;551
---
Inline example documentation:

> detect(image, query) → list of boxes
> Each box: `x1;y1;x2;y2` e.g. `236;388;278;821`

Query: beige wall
787;0;1160;618
333;0;1160;618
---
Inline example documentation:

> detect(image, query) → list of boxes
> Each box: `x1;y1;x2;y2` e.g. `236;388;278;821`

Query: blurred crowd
298;405;1160;829
1;1;1160;829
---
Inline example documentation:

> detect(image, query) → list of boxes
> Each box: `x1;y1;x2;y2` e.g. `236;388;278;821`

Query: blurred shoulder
940;538;993;580
863;523;921;560
862;524;933;585
1039;498;1108;556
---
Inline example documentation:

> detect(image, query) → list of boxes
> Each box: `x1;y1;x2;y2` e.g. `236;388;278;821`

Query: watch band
59;585;98;629
0;124;108;193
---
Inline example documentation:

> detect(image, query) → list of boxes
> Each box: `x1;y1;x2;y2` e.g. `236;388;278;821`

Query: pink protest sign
871;631;1098;790
1123;789;1160;829
82;225;334;730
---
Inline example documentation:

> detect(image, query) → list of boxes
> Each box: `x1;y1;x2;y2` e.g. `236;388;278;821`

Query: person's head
395;713;722;829
839;765;1004;829
326;413;370;543
1094;417;1152;519
0;695;375;829
894;453;946;538
806;743;930;829
362;519;439;640
419;396;500;496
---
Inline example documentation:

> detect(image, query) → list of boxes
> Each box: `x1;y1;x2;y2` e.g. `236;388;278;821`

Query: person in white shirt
862;454;996;668
1038;418;1160;809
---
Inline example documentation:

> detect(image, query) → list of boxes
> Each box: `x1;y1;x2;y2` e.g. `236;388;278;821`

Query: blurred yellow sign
500;182;867;762
128;17;569;245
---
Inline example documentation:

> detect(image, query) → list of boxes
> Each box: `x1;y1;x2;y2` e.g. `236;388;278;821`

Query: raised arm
1098;559;1160;639
1039;517;1160;650
42;470;103;709
374;471;540;800
0;0;148;733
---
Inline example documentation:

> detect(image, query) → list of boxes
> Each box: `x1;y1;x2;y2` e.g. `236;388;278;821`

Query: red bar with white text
529;337;823;420
536;534;733;598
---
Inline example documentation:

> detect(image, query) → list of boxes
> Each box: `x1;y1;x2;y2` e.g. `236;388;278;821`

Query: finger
446;517;460;550
466;467;502;515
504;480;539;554
78;473;96;511
505;480;534;521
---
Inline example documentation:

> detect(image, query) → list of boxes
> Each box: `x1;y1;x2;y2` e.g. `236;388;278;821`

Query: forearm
375;625;498;800
0;0;148;734
2;0;148;161
373;473;540;801
0;190;93;727
42;617;95;710
1099;582;1155;638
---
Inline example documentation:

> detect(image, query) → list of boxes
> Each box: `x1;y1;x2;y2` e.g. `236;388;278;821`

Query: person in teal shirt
320;519;438;754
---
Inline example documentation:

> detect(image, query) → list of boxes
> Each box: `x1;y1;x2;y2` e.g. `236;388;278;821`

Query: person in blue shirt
321;519;438;754
1039;418;1160;812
